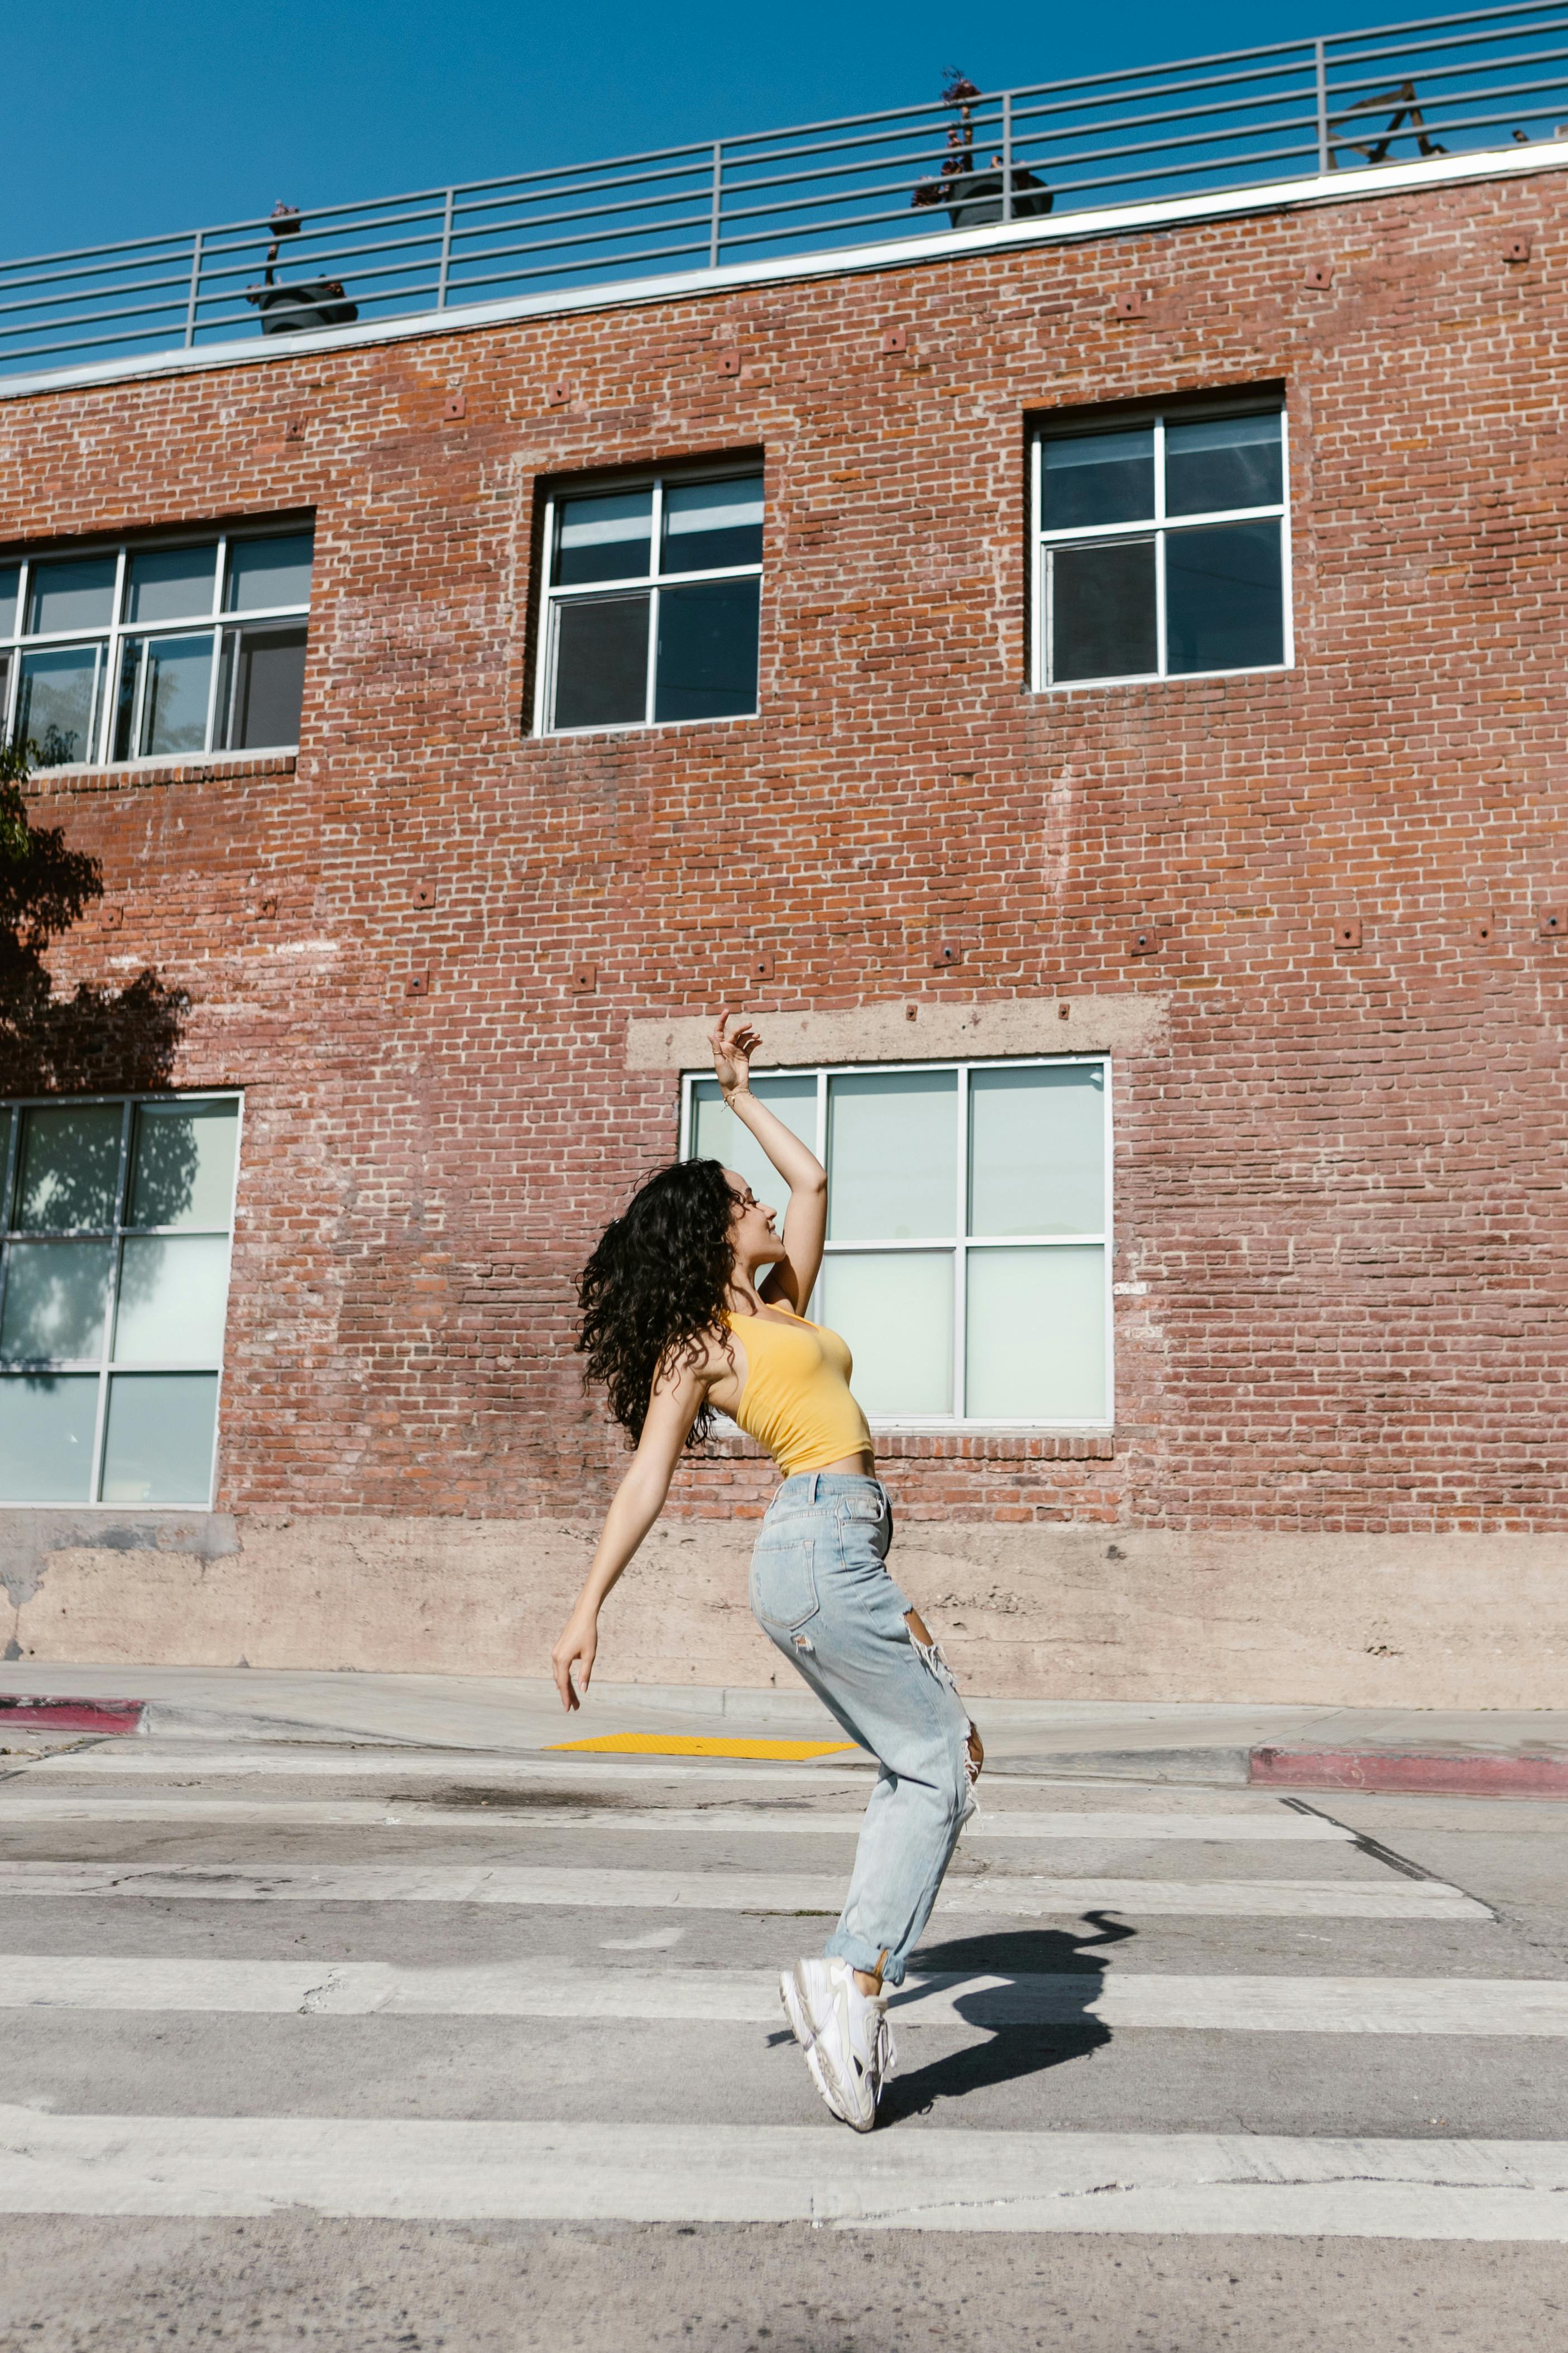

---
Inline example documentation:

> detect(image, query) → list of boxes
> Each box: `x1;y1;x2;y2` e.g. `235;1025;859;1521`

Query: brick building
1;58;1565;1705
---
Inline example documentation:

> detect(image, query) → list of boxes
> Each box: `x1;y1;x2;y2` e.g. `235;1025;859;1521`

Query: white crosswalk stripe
1;1953;1562;2034
0;1744;1549;2247
3;2110;1566;2238
0;1796;1356;1840
0;1857;1485;1917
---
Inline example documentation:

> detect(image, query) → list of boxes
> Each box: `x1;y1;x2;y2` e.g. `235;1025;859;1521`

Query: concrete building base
2;1514;1562;1709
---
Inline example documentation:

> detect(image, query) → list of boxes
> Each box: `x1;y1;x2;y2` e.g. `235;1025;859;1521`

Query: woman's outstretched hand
709;1010;761;1102
550;1606;598;1711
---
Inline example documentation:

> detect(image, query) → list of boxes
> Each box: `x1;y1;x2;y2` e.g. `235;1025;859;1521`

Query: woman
552;1012;982;2132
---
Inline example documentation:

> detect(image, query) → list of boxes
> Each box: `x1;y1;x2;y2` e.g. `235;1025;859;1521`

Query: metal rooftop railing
3;3;1567;380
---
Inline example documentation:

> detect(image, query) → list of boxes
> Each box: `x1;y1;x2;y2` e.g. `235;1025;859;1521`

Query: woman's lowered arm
549;1354;707;1710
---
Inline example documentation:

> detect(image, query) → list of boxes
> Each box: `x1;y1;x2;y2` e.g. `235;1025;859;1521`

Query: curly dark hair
577;1158;739;1447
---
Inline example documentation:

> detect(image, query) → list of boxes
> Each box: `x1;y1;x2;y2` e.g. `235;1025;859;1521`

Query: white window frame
1032;403;1293;693
679;1053;1113;1431
533;464;764;738
0;1089;243;1509
0;523;314;769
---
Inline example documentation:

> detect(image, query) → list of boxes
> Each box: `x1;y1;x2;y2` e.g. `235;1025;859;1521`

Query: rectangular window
1033;406;1288;690
0;1093;241;1505
681;1057;1111;1426
536;471;763;735
0;527;314;768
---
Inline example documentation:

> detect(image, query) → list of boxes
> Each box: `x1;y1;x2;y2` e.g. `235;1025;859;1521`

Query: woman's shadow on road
875;1911;1135;2124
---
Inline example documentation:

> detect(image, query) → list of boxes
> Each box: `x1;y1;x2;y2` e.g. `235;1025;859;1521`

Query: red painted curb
0;1696;146;1735
1250;1744;1568;1797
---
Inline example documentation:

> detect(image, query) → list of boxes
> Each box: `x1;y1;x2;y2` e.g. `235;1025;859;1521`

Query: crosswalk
2;1737;1563;2241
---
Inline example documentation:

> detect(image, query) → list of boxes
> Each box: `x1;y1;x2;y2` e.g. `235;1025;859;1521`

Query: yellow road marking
546;1733;860;1761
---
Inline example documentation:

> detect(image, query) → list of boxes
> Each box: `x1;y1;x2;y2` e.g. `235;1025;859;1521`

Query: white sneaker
779;1957;896;2132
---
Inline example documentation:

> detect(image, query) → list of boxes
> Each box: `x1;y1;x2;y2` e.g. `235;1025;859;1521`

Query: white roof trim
4;138;1566;404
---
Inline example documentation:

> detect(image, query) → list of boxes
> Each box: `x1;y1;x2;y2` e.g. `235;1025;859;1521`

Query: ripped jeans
749;1471;976;1987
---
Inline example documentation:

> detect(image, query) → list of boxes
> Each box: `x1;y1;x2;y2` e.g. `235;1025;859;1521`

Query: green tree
0;738;186;1093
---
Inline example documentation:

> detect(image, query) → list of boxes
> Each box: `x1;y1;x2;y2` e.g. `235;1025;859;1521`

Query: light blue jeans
749;1471;975;1987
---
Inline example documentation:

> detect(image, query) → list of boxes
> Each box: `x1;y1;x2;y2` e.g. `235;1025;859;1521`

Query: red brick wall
4;164;1566;1542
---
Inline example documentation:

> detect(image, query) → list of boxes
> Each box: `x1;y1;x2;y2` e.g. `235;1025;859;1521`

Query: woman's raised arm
549;1354;707;1710
710;1010;827;1311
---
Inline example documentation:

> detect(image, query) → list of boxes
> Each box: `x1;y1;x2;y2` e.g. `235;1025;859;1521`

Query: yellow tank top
723;1302;873;1477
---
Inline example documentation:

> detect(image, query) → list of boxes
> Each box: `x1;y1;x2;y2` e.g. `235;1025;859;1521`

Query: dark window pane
218;624;307;748
553;491;652;587
113;642;140;763
1050;539;1157;683
121;634;212;758
27;556;116;635
1165;413;1282;516
17;644;102;765
661;476;764;574
552;594;649;729
0;566;17;636
1040;429;1154;530
126;544;217;624
224;533;314;614
1166;521;1283;674
654;578;759;723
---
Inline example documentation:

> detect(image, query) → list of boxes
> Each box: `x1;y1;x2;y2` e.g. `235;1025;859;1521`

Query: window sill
699;1429;1116;1462
1034;662;1291;696
530;710;760;745
23;750;298;795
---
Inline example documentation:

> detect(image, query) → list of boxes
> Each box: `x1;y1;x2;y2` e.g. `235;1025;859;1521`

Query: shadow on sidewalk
876;1911;1135;2122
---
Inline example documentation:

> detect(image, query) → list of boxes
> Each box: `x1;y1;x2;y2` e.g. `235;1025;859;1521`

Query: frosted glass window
129;1099;238;1229
1;1241;113;1360
966;1247;1107;1422
827;1072;957;1241
970;1065;1105;1236
15;1104;122;1231
100;1372;218;1505
0;1375;98;1501
0;567;18;636
689;1078;817;1221
114;1236;231;1361
683;1055;1112;1424
0;1090;238;1501
818;1252;953;1417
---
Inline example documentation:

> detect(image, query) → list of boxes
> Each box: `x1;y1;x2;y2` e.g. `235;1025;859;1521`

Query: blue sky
11;1;1437;260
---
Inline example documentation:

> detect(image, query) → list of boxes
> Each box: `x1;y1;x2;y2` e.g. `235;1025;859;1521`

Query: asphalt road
1;1735;1566;2351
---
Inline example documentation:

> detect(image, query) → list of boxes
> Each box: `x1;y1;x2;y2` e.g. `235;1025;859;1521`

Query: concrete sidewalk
2;1663;1566;1794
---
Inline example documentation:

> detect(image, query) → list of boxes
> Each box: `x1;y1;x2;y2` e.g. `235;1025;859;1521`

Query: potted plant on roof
910;72;1053;228
244;201;360;336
